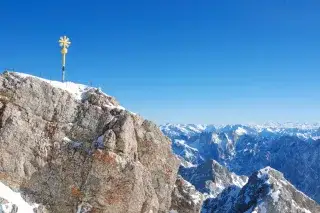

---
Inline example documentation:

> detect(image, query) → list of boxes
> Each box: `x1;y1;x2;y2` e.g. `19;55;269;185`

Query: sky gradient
1;0;320;124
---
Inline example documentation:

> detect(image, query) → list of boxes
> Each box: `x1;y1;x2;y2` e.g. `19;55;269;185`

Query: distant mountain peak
233;167;320;213
203;167;320;213
179;159;248;198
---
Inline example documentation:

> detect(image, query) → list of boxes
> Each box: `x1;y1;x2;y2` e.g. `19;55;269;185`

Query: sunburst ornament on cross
58;36;71;82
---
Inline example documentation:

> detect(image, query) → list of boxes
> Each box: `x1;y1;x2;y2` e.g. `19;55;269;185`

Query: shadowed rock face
0;72;180;213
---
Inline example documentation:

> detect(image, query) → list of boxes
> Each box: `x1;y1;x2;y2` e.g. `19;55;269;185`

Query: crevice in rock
0;101;7;128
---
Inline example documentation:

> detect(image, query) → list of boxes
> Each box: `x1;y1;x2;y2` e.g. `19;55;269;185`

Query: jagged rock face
202;167;320;213
0;72;180;213
170;176;203;213
179;160;247;198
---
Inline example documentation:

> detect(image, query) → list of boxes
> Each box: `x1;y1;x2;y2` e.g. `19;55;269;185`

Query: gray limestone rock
103;129;116;151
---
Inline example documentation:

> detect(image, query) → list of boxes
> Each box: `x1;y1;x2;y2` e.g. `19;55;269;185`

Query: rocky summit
0;72;180;213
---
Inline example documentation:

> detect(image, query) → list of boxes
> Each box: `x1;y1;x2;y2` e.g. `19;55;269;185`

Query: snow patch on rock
0;181;38;213
235;127;247;135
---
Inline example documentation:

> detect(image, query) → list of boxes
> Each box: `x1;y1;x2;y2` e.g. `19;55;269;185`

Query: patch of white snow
235;127;247;135
0;181;38;213
270;189;280;203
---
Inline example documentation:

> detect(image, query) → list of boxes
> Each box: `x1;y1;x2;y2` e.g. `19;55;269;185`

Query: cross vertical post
58;36;71;82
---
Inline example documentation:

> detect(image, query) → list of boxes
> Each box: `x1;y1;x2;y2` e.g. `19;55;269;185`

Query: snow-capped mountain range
161;123;320;141
160;123;320;205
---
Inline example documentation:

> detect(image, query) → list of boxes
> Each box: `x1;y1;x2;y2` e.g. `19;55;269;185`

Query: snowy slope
161;123;207;138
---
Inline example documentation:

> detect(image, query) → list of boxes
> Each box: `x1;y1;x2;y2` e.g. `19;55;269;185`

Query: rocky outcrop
170;176;203;213
202;167;320;213
0;72;180;213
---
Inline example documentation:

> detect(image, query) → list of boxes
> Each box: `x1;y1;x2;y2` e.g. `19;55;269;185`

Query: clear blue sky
1;0;320;124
